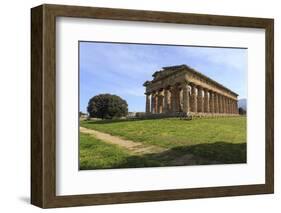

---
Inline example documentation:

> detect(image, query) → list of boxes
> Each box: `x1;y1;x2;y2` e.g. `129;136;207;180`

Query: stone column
174;86;181;112
197;86;204;113
218;94;223;113
158;90;163;113
163;88;169;113
155;91;159;113
204;89;209;113
227;98;230;113
226;97;229;113
225;98;229;114
171;87;175;112
222;96;226;114
209;91;215;113
214;93;219;113
229;99;232;114
175;87;181;112
170;86;176;112
221;96;225;114
179;89;183;112
228;98;232;114
215;93;218;113
234;100;238;114
182;83;190;114
190;84;197;113
167;88;172;112
145;93;151;113
151;92;155;113
228;98;231;114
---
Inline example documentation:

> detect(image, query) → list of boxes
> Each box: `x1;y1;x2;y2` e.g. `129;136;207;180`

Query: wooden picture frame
31;4;274;208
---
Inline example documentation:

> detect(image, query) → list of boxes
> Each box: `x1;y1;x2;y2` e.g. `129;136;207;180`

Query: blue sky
79;42;247;112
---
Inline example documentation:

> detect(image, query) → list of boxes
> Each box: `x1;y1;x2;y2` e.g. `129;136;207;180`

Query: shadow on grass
172;142;247;164
81;142;246;170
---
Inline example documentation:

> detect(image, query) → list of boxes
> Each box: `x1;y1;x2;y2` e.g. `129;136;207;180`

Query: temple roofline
146;64;238;97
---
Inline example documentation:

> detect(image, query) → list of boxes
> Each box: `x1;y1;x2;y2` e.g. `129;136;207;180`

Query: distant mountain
238;99;247;110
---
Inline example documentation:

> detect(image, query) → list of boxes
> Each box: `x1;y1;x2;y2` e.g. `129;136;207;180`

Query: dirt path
80;127;217;165
80;127;168;155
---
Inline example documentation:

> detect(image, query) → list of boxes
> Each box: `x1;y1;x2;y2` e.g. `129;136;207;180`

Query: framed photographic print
31;4;274;208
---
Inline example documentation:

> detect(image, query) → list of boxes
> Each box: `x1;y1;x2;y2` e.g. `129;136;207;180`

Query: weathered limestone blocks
203;89;209;113
143;65;239;117
190;84;198;113
182;83;189;113
197;86;204;113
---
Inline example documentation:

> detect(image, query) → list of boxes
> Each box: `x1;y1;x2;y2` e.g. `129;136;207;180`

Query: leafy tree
238;107;246;115
87;94;128;119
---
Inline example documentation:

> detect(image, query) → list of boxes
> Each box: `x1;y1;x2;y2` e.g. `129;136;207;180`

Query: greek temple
143;65;239;116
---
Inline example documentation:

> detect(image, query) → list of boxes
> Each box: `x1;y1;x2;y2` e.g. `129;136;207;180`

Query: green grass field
80;117;246;170
80;133;171;169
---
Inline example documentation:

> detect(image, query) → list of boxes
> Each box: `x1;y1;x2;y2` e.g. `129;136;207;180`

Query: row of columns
145;83;238;114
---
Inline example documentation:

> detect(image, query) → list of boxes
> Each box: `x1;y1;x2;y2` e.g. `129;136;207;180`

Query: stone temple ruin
143;65;239;117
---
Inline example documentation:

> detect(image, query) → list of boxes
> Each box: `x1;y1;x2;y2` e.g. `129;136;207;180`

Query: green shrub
87;94;128;119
